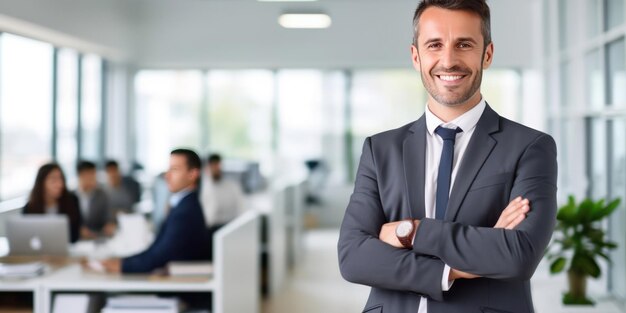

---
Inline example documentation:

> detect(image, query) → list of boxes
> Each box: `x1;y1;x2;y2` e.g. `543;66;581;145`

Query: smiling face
411;6;493;111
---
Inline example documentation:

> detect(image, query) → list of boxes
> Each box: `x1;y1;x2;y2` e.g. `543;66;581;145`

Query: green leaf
557;200;578;225
587;228;604;242
578;199;595;223
597;251;611;263
573;253;601;278
550;257;567;273
591;198;621;221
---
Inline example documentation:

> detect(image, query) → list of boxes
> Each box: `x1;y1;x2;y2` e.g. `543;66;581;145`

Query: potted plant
546;195;621;305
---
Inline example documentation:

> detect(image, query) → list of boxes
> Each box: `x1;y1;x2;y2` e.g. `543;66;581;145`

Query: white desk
39;264;214;312
0;211;261;313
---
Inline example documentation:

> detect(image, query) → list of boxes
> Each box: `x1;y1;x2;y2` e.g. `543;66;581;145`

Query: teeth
439;75;463;81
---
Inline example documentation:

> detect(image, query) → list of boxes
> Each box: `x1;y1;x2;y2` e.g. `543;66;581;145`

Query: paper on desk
0;261;45;278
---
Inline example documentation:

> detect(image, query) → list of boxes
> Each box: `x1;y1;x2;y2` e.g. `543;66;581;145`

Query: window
586;49;604;110
558;0;575;50
605;0;625;31
608;118;626;297
559;61;572;109
80;54;103;162
0;34;53;199
587;0;603;38
606;38;625;106
587;118;607;200
351;70;425;161
56;49;79;179
135;71;204;176
207;70;273;164
481;70;522;121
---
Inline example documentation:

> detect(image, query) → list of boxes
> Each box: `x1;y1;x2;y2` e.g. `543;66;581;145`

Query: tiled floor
263;229;625;313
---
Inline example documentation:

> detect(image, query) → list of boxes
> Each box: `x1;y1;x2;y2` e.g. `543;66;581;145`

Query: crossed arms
337;134;557;301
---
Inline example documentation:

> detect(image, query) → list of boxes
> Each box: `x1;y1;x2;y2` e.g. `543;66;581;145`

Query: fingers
505;210;527;229
494;197;530;229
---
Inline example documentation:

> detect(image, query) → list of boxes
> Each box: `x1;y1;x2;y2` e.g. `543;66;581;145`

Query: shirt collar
169;187;195;208
425;98;486;135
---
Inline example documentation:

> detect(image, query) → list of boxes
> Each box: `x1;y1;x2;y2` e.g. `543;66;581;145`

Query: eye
458;42;473;49
427;42;442;49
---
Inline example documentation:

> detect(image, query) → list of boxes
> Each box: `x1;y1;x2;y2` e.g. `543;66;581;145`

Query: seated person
123;161;143;204
75;160;115;238
97;149;211;273
201;154;244;232
23;163;82;243
104;160;135;214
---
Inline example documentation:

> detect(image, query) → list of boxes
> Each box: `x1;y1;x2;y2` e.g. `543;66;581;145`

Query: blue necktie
435;126;463;220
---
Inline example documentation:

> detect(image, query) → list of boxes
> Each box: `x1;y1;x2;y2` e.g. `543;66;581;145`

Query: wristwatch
395;219;418;249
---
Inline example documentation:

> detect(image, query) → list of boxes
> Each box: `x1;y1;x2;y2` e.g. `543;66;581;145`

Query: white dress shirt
417;99;486;313
201;176;245;226
169;187;194;209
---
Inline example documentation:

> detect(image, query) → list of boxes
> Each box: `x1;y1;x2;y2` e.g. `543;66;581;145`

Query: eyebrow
422;37;479;45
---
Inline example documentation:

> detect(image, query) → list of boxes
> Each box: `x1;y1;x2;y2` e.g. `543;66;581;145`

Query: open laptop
6;215;69;256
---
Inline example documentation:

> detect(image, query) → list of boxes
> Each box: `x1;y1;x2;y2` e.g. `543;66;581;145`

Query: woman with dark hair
23;163;82;243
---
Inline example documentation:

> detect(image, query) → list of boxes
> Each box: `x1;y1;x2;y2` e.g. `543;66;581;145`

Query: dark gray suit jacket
338;105;557;313
76;187;112;233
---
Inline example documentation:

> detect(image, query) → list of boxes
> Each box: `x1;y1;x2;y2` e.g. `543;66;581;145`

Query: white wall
0;0;535;70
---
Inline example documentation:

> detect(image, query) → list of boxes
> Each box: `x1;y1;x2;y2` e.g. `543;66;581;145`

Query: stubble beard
419;54;485;108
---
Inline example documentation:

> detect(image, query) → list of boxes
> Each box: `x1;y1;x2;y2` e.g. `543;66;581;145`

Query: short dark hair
105;160;119;169
171;149;202;170
76;160;97;173
208;153;222;164
412;0;491;47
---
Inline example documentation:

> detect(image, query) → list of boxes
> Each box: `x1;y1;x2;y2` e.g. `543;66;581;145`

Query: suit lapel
403;115;427;220
445;105;500;222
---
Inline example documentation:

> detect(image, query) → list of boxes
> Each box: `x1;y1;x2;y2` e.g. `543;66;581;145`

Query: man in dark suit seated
96;149;211;273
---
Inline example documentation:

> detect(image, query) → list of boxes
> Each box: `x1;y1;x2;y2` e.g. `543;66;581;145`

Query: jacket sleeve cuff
442;264;455;291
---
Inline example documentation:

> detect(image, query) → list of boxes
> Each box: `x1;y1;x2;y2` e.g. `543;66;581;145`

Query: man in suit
75;160;115;239
337;1;558;312
98;149;211;273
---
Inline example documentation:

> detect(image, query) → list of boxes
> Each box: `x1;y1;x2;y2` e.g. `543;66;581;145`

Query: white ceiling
0;0;540;69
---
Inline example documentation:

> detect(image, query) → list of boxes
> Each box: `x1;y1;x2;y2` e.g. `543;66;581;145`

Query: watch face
395;221;413;237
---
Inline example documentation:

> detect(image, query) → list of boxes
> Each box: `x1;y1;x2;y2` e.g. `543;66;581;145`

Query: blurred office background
0;0;624;312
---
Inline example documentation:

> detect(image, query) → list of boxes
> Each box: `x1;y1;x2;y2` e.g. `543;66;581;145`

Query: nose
439;45;460;70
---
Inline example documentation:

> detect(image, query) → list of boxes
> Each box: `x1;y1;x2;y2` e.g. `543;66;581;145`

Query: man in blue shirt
98;149;211;273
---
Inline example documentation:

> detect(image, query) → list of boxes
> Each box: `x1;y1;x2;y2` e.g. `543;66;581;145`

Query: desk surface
0;258;214;292
44;264;213;292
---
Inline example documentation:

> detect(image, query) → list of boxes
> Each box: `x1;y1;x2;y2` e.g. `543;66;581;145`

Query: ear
482;42;494;69
189;168;200;181
411;44;421;72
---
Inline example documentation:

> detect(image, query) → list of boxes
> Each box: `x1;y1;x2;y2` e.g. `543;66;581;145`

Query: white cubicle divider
268;185;288;296
284;180;306;268
213;210;261;313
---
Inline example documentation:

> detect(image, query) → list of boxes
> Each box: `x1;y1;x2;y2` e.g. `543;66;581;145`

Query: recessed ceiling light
278;14;332;29
259;0;317;2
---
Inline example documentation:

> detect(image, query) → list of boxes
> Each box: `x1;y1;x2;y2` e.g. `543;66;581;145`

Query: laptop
6;215;69;256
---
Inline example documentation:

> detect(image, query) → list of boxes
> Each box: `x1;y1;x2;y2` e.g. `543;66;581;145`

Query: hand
80;227;96;240
103;223;117;237
494;196;530;229
379;221;405;248
101;258;122;273
449;268;480;280
379;220;421;248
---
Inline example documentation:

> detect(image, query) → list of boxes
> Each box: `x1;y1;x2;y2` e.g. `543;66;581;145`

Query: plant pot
564;270;593;305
